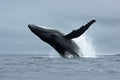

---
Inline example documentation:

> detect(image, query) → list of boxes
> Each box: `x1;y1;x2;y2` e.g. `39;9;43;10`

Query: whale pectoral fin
64;19;96;40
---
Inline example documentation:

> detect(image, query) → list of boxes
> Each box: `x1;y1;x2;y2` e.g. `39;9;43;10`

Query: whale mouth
28;24;45;32
28;24;52;40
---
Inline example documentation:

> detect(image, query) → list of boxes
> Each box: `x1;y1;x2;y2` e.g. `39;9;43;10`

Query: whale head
28;24;64;43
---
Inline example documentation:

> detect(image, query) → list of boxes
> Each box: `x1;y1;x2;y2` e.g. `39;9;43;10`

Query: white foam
49;35;96;58
73;35;96;58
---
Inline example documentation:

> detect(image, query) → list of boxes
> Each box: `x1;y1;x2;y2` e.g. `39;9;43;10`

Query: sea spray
49;35;96;58
73;35;96;57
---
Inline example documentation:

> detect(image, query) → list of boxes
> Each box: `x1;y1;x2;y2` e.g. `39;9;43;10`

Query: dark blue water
0;54;120;80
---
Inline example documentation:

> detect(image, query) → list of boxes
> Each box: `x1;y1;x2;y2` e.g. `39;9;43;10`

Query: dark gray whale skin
28;19;96;58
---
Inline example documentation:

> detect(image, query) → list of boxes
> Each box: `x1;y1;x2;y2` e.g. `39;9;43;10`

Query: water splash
73;35;96;58
49;35;96;58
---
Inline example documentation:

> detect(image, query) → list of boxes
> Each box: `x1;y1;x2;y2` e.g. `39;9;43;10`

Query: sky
0;0;120;55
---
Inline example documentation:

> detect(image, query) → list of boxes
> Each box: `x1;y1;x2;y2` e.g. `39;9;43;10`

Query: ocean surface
0;53;120;80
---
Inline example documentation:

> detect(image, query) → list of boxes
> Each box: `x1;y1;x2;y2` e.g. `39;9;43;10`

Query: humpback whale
28;19;96;58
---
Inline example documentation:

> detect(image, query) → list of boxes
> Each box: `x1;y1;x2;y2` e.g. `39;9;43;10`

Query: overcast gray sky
0;0;120;55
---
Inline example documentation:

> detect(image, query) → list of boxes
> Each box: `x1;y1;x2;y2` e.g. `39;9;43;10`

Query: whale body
28;19;96;58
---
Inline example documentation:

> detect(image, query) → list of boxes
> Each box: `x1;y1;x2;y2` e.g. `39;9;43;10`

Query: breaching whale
28;19;96;58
